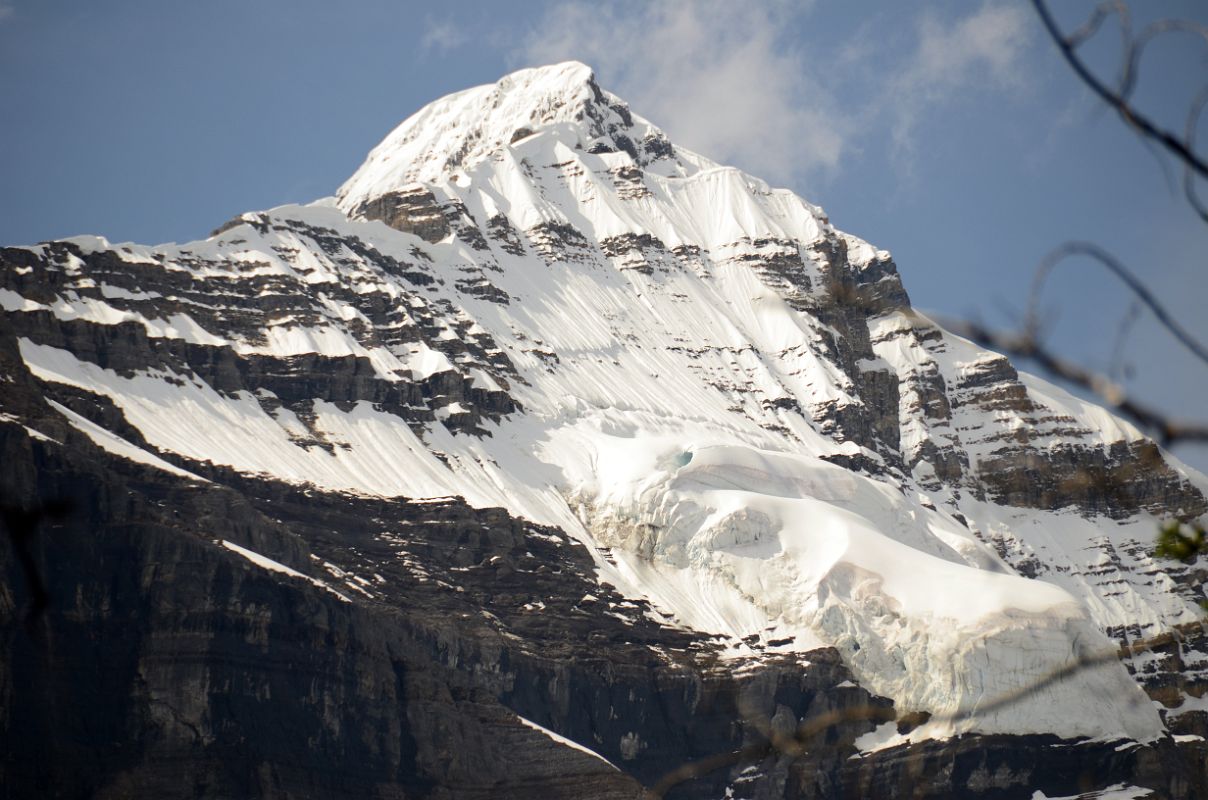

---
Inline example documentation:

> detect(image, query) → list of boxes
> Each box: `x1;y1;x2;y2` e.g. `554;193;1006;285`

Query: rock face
2;61;1208;798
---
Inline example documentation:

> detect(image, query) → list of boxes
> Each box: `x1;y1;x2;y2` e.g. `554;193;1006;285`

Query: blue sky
1;0;1206;470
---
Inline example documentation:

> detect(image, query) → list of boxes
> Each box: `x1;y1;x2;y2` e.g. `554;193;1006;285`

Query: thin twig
1063;2;1130;81
1123;19;1208;102
1026;242;1208;369
645;624;1203;798
1108;299;1142;382
939;316;1208;446
1185;85;1208;223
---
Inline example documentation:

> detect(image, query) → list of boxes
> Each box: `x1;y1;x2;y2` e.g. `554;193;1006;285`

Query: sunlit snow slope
5;61;1206;743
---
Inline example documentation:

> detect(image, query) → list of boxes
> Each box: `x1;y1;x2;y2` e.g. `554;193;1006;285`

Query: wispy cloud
511;1;1035;188
512;2;1035;188
517;0;846;189
885;4;1032;165
421;17;468;54
0;3;16;23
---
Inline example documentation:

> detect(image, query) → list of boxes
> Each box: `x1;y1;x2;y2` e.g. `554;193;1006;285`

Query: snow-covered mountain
3;62;1207;798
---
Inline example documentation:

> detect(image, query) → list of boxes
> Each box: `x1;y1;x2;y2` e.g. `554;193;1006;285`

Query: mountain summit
338;61;696;201
2;64;1206;798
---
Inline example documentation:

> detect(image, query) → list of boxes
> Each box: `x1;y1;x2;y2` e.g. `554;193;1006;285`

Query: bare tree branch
1067;5;1208;222
1033;0;1208;181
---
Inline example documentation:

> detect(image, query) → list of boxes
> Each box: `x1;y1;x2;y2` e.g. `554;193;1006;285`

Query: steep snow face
4;62;1203;743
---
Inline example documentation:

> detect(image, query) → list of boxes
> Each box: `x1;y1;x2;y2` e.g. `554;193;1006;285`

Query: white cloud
0;3;15;23
514;1;1034;187
517;0;846;189
886;4;1032;163
915;5;1029;80
421;18;468;53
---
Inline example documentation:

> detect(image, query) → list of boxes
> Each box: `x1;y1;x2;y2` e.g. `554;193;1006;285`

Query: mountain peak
336;61;689;213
